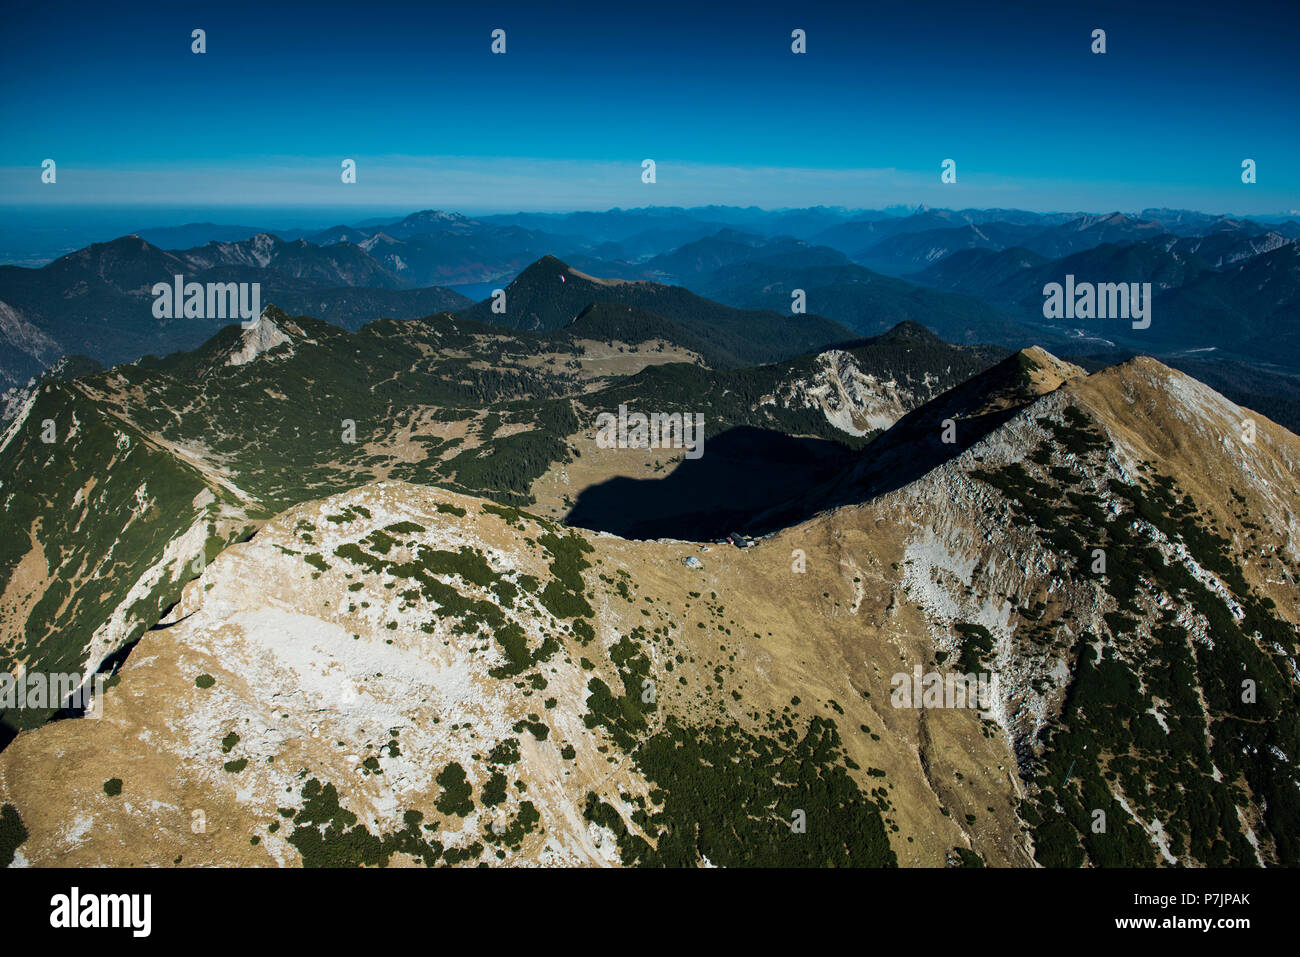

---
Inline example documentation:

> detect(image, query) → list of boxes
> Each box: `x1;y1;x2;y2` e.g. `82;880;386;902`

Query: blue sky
1;0;1297;214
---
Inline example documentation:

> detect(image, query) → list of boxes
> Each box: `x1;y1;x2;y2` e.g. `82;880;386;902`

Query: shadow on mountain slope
564;351;1073;542
743;350;1077;534
563;426;855;541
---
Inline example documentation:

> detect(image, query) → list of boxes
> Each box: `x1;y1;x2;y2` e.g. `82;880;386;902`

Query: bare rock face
0;299;61;399
2;485;661;865
775;349;925;435
226;312;294;367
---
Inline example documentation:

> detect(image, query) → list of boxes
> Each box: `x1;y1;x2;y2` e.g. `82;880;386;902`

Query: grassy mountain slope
0;380;256;735
1;307;990;740
2;350;1295;867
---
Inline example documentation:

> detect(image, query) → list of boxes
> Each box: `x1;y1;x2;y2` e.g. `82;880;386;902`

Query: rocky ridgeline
2;350;1297;868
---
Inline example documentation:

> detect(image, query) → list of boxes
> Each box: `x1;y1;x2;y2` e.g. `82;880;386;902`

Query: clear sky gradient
1;0;1297;215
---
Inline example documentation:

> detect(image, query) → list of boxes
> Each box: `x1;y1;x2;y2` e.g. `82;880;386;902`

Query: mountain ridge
2;343;1296;867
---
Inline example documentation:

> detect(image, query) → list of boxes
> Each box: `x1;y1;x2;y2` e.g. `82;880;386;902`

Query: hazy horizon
2;201;1297;264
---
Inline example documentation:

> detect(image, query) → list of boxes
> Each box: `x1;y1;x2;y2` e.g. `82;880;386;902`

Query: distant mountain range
835;211;1299;277
916;240;1300;361
3;205;1298;433
0;235;470;391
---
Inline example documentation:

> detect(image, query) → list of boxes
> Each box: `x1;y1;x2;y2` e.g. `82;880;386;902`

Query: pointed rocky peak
521;253;571;275
513;254;624;289
45;235;187;290
359;231;400;250
225;309;296;367
917;346;1080;425
1065;353;1300;480
1016;347;1088;395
